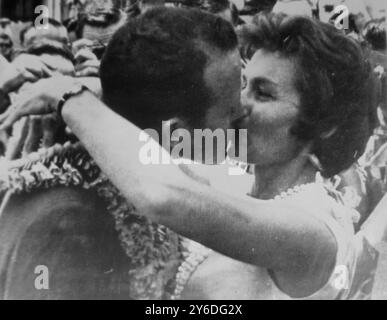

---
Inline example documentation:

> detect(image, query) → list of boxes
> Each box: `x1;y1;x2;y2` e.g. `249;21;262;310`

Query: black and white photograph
0;0;386;306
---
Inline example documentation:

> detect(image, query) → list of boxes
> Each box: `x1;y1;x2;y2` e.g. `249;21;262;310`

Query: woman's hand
0;54;54;94
0;76;77;131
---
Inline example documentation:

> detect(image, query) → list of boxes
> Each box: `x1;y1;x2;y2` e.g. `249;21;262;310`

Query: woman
0;12;379;299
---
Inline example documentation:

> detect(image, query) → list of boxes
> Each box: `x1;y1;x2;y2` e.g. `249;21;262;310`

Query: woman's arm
64;89;337;279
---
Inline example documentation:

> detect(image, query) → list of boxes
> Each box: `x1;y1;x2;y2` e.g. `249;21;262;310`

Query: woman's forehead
244;49;299;90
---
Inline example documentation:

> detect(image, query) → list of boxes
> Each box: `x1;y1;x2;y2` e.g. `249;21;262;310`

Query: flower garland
0;142;209;300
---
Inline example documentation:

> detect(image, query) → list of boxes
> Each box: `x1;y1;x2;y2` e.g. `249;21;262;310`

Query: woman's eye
254;88;273;101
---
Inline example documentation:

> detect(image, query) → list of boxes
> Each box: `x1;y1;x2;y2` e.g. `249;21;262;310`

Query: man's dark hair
100;7;238;130
239;13;378;177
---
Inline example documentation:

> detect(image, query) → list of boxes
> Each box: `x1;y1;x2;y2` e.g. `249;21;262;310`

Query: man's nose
241;89;250;107
231;108;251;131
230;101;244;123
240;91;253;117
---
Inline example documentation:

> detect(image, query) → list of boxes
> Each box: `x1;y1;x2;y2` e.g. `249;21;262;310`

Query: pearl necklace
273;183;317;201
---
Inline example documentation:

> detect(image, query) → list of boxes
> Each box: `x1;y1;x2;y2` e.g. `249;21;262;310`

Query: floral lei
0;142;210;300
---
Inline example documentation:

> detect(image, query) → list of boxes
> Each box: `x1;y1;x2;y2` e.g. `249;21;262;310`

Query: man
0;8;241;299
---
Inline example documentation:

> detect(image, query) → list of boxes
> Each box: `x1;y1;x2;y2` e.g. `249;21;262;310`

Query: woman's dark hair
239;13;378;177
100;7;238;131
